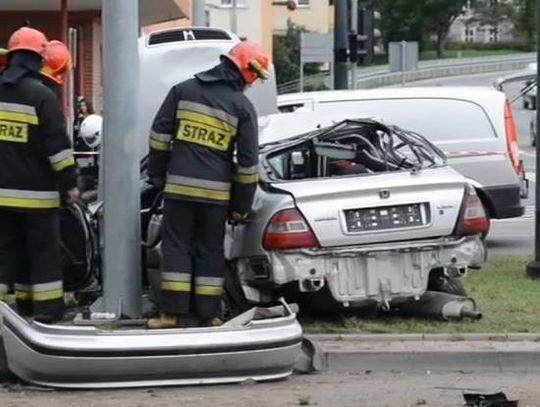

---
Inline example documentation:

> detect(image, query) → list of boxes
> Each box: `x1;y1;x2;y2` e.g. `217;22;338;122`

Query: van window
318;98;497;141
278;103;308;113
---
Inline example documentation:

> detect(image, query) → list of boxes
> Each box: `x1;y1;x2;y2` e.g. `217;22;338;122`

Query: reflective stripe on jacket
148;60;259;213
0;75;77;210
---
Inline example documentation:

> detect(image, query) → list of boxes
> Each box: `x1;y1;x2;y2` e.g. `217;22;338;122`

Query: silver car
141;116;487;312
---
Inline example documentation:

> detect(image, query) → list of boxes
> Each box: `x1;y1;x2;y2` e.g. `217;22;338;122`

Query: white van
277;88;528;220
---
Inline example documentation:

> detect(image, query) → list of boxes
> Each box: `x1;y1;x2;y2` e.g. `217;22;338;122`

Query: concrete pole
333;0;348;89
231;0;238;34
192;0;206;26
350;0;358;89
101;0;142;317
526;0;540;278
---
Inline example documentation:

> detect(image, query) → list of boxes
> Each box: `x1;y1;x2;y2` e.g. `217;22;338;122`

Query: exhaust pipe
398;291;482;320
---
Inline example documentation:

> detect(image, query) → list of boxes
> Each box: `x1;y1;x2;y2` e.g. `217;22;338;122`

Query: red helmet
223;41;270;85
8;27;48;57
41;40;72;84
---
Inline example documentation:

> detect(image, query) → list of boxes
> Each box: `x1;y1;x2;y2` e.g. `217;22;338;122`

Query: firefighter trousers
0;208;64;322
160;199;228;319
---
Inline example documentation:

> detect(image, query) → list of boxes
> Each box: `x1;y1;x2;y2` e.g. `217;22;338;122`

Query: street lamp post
101;0;142;317
527;0;540;278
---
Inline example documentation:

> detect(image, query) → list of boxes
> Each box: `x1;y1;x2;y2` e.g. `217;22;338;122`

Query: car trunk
270;167;465;247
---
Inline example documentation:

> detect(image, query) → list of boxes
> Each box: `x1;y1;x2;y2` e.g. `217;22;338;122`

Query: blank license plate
344;203;428;232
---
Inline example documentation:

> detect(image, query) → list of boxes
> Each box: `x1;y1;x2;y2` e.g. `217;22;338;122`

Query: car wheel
524;99;529;110
428;268;466;296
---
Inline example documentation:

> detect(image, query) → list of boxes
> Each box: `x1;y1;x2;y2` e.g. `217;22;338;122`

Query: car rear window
318;98;497;141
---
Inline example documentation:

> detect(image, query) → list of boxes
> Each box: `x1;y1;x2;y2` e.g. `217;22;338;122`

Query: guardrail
277;53;536;94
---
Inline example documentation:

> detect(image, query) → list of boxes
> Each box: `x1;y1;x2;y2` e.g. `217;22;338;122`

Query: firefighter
40;40;72;99
0;27;79;323
146;41;270;329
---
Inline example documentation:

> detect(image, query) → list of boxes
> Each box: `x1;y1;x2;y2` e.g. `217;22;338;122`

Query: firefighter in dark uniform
0;27;79;323
146;41;270;329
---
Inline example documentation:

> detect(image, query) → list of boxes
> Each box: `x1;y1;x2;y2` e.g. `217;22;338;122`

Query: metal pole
101;0;142;316
333;0;348;89
231;0;238;34
60;0;69;120
350;0;358;89
192;0;206;26
401;40;406;87
67;28;77;145
300;32;304;92
526;0;540;278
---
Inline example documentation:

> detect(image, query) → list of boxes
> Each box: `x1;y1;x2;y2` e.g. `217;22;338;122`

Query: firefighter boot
146;314;183;329
200;317;223;327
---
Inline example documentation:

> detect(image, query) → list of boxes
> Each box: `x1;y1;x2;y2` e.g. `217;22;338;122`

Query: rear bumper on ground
237;236;485;307
482;184;525;219
0;302;302;389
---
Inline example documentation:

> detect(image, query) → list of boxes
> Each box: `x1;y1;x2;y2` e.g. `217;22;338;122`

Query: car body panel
268;168;465;247
276;88;525;218
235;237;484;306
0;301;302;389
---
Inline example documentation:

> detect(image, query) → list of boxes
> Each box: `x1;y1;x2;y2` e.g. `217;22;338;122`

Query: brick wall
0;11;100;108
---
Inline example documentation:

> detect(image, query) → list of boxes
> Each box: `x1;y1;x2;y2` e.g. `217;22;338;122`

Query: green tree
367;0;468;57
273;19;320;86
513;0;535;47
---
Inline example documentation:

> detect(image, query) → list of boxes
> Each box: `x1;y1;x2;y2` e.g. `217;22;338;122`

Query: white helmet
79;114;102;149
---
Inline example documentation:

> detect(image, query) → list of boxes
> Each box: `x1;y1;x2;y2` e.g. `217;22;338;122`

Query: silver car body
215;113;486;308
277;88;527;219
0;301;302;389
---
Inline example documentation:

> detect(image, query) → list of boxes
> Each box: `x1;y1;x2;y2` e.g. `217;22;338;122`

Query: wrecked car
142;114;487;313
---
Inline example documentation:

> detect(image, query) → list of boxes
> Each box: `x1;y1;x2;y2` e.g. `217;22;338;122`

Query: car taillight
454;188;490;236
504;100;522;174
263;208;319;250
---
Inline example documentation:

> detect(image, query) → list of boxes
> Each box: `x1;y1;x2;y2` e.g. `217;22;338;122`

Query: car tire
524;99;529;110
428;268;467;296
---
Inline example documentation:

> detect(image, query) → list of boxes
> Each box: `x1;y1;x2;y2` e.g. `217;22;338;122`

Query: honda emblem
379;189;390;199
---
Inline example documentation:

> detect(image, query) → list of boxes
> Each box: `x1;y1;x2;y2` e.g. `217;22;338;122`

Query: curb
307;334;540;373
321;349;540;373
307;333;540;342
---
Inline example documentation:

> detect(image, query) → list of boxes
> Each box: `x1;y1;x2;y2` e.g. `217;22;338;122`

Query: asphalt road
403;71;536;255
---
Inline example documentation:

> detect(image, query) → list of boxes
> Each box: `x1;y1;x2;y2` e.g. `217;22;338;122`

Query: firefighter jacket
148;60;259;214
0;74;77;210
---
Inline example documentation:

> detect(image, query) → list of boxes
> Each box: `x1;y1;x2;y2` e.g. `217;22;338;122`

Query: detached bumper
0;302;302;389
244;237;485;307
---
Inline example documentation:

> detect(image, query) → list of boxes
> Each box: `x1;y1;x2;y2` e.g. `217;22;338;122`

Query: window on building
220;0;247;7
489;28;498;43
464;28;475;43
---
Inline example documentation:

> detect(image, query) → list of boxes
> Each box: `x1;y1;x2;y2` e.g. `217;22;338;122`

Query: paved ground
0;371;538;407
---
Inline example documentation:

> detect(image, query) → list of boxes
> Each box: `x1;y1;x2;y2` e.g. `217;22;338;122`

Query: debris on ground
463;392;518;407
